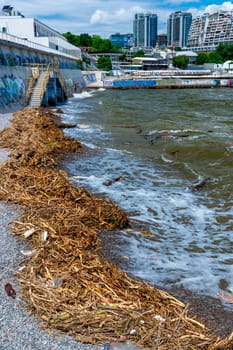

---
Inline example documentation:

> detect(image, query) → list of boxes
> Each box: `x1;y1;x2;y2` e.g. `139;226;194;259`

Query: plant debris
0;107;232;349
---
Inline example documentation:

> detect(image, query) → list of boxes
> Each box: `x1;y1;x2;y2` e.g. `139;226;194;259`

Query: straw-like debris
0;107;232;349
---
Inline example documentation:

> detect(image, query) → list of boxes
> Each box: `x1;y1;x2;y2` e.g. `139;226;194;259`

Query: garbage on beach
154;315;166;322
41;230;48;242
0;108;232;349
103;176;123;186
4;283;16;298
23;227;36;238
20;249;36;257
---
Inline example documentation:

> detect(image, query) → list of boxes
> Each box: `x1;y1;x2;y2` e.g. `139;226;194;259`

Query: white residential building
187;11;233;50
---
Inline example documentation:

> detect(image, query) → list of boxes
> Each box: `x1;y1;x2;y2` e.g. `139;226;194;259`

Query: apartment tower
187;11;233;50
167;11;192;48
133;12;158;48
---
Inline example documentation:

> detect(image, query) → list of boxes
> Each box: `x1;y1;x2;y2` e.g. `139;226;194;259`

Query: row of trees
196;43;233;64
63;32;118;53
172;43;233;69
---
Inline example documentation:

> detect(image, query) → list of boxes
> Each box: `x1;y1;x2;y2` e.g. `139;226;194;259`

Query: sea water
58;88;233;306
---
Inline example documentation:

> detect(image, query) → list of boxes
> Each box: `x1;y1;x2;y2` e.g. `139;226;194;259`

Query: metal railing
25;65;40;103
26;63;69;106
25;64;50;105
40;64;51;101
0;31;81;60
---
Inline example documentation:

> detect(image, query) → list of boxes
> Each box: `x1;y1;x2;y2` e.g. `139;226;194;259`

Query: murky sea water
59;88;233;306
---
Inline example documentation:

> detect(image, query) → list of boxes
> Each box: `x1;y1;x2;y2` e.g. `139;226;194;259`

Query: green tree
119;53;126;61
196;52;209;65
97;56;112;71
172;55;189;69
63;32;115;53
208;51;223;64
133;49;145;58
79;33;92;47
63;32;80;46
216;43;233;61
92;35;113;52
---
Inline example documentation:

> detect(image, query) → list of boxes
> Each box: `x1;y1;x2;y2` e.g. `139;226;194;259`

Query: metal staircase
27;65;50;108
26;63;68;108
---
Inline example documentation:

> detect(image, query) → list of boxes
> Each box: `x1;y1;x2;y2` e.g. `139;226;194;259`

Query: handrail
54;63;67;92
0;31;81;60
40;64;51;101
25;65;40;103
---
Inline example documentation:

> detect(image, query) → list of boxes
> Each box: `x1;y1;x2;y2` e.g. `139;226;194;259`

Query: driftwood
0;107;232;349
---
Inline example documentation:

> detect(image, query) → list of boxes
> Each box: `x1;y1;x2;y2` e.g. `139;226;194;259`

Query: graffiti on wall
0;74;26;107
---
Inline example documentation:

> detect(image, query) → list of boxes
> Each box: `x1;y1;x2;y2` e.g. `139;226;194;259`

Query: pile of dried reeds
0;107;232;349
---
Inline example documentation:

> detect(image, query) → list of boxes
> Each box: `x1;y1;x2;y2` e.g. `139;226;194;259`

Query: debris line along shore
0;107;232;349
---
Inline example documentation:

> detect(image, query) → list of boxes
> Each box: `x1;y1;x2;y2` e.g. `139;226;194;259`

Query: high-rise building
167;11;192;48
110;33;133;49
187;11;233;50
133;12;158;48
157;34;168;48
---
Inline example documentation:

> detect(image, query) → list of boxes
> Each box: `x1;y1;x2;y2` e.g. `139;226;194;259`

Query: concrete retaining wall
0;66;32;109
60;69;86;95
0;66;85;110
103;77;233;89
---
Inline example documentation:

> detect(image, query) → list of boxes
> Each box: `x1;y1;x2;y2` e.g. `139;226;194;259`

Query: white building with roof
0;5;81;60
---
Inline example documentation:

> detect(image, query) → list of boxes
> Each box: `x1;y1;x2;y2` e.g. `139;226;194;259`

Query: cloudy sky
1;0;233;37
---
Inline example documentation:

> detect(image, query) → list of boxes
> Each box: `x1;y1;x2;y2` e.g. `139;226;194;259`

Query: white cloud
90;6;144;25
2;0;233;38
90;10;109;25
204;1;233;13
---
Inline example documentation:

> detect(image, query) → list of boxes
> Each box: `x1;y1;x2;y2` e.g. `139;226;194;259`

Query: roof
176;51;197;57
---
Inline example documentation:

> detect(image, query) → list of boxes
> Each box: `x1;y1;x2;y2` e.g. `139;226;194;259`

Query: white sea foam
77;124;90;129
72;91;94;99
59;89;233;301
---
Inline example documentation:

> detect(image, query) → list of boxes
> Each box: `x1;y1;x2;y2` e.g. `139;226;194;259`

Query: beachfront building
133;12;158;48
132;56;168;70
167;11;192;48
187;11;233;51
0;5;81;63
109;33;133;49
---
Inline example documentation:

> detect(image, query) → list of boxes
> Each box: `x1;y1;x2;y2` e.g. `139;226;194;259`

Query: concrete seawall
102;76;233;89
0;66;85;110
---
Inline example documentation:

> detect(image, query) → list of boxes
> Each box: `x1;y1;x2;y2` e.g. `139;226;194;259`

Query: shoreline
0;110;232;349
0;112;102;349
100;230;233;338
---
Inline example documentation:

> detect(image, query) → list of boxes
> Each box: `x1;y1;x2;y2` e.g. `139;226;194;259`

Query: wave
72;91;95;99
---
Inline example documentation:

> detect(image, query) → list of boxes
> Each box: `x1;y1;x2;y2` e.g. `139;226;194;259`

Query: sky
1;1;233;38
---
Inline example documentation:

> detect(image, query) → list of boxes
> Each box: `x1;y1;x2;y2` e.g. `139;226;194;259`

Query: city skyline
1;0;233;38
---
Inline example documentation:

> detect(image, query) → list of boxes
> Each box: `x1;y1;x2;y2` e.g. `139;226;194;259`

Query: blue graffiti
113;79;157;88
0;74;26;107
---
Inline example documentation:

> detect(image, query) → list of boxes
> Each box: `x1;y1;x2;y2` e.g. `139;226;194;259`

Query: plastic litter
23;227;36;238
5;283;16;298
20;249;36;257
154;314;166;322
41;230;48;242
